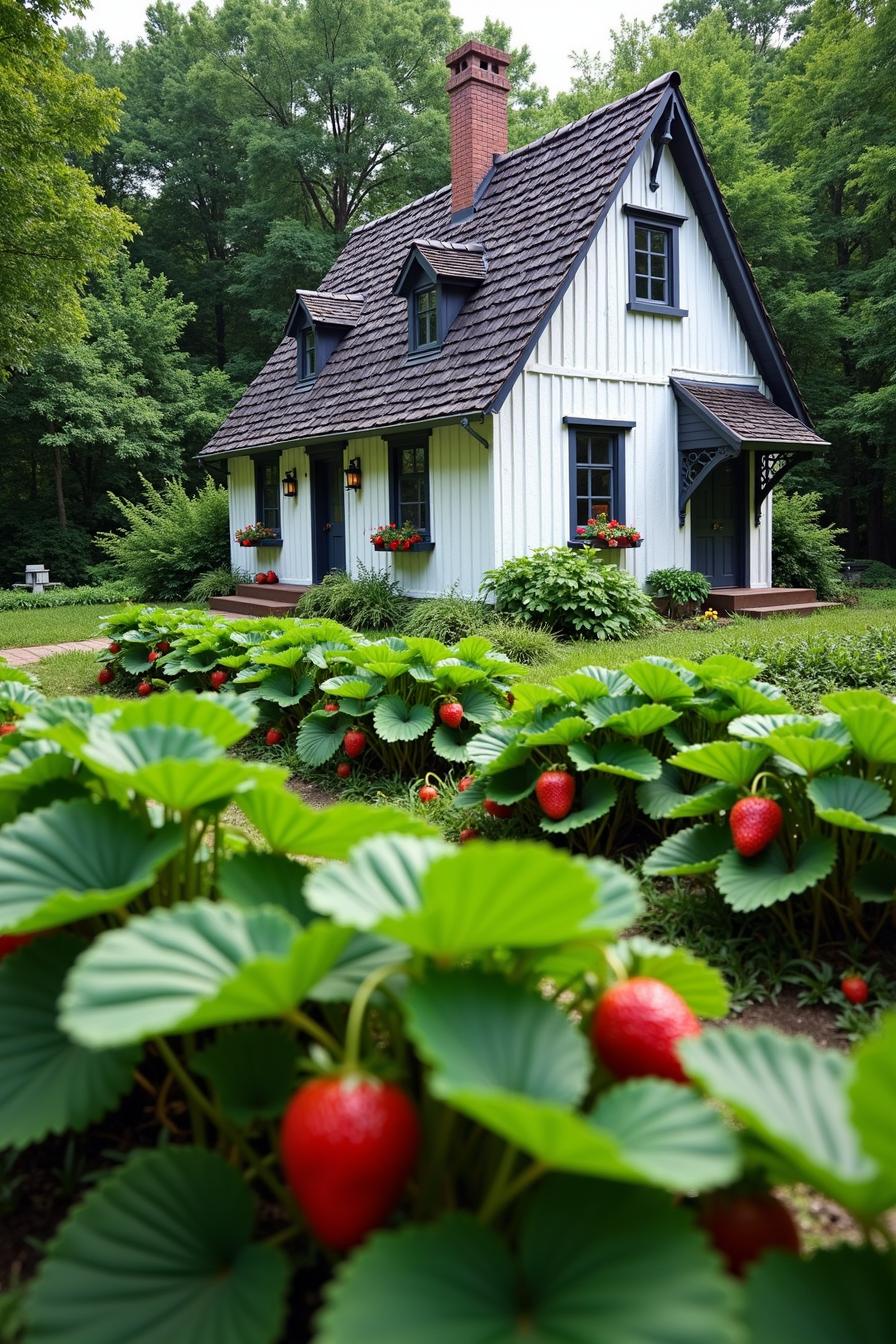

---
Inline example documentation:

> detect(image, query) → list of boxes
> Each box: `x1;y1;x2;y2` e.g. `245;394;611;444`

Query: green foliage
1;520;94;590
186;567;254;603
484;619;562;666
722;627;896;711
859;561;896;588
772;491;845;601
0;581;133;611
482;547;662;640
297;566;410;632
98;476;231;601
646;567;712;617
403;588;493;643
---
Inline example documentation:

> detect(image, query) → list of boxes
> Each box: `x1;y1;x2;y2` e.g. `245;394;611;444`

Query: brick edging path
0;638;106;667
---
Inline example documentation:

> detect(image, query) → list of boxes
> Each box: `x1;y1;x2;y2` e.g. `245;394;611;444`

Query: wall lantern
344;458;362;491
281;468;298;498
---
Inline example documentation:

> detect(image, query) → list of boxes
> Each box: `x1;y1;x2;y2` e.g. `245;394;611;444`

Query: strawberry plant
0;685;894;1339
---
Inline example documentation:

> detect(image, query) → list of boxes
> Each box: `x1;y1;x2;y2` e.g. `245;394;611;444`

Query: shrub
187;565;254;603
2;519;93;589
859;560;896;588
403;586;494;643
97;475;230;601
645;567;711;618
297;564;409;631
484;619;561;665
481;547;661;640
0;683;894;1341
772;490;845;601
720;628;896;711
0;580;134;611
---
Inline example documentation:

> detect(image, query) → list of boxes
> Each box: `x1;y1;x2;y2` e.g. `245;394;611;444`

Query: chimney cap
445;38;511;78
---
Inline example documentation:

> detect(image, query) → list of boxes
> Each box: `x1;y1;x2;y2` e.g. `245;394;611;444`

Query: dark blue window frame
624;205;687;319
299;327;317;382
253;452;282;537
567;425;628;541
412;285;439;353
388;434;432;539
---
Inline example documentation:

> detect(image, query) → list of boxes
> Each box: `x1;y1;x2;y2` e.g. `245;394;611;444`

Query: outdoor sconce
344;458;362;491
281;469;298;498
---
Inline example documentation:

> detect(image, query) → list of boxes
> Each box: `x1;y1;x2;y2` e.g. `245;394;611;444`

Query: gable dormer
393;240;486;358
284;290;365;385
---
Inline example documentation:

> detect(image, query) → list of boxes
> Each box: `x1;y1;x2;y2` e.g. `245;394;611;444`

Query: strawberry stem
344;963;404;1073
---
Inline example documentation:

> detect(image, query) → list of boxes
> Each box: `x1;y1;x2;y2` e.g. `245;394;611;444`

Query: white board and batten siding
491;138;773;588
228;423;493;598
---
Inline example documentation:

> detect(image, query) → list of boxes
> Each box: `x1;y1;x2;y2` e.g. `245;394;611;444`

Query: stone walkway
0;638;106;667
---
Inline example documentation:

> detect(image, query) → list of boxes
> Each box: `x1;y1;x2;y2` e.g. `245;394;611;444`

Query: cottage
200;44;828;618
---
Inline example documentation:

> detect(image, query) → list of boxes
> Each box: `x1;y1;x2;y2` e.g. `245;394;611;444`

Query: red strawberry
458;827;480;843
841;974;869;1005
210;669;228;690
0;932;35;960
336;762;352;779
458;775;475;792
156;640;171;654
439;702;464;729
255;572;268;583
0;722;16;735
107;641;121;654
343;729;367;759
147;650;160;663
96;667;114;686
506;691;515;707
418;785;439;804
324;702;340;714
483;799;514;819
137;681;153;697
280;1076;420;1249
266;570;278;584
265;728;283;746
591;977;701;1084
535;769;576;820
729;796;782;857
698;1189;800;1277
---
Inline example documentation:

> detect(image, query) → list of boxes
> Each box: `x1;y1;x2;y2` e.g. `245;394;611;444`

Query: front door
310;454;346;582
690;457;745;588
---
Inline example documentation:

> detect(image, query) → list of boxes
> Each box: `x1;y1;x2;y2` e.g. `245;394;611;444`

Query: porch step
234;583;310;601
208;594;301;617
709;587;817;614
735;601;842;620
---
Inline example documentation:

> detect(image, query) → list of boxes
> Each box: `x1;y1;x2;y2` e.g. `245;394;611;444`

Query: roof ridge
296;287;366;301
350;183;451;238
414;238;485;252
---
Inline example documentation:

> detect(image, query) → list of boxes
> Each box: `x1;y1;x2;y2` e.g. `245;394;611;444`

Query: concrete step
208;595;300;617
736;601;841;620
235;583;309;600
709;587;817;614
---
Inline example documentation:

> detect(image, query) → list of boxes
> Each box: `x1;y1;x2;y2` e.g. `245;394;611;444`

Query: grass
31;651;101;698
0;604;127;649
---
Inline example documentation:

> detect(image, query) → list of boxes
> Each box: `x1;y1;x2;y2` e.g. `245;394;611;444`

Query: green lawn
31;651;103;697
0;602;178;649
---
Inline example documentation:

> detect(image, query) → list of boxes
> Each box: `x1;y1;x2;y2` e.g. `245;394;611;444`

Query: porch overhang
671;378;828;526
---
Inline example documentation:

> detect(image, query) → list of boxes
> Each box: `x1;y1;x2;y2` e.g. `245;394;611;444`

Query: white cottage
200;44;828;618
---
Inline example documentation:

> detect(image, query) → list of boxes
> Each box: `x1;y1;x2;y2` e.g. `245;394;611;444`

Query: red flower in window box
578;513;643;548
371;522;426;551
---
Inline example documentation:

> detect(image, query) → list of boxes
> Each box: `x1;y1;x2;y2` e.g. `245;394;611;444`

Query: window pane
652;254;666;278
635;274;650;299
634;226;648;251
591;469;611;499
634;253;648;276
577;468;589;496
650;230;666;253
651;278;666;302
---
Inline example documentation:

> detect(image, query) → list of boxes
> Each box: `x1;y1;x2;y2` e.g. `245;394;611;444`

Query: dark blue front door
311;454;346;582
691;458;745;587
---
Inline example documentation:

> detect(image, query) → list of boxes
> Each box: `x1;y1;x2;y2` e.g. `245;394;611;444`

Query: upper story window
414;287;439;351
623;205;687;318
300;327;317;381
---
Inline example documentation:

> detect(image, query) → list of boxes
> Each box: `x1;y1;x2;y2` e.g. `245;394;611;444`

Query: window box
582;537;643;550
238;537;284;548
372;540;435;553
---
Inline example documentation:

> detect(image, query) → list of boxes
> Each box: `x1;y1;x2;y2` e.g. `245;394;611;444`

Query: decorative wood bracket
678;442;740;526
753;449;812;525
649;103;676;193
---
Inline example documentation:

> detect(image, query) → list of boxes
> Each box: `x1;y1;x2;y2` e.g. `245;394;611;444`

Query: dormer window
394;240;486;359
300;327;317;382
414;286;439;351
284;289;365;386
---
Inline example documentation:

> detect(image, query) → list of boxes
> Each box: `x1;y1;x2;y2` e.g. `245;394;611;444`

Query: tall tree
0;0;133;372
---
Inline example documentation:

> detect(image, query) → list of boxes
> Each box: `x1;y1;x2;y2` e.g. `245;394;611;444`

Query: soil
285;776;340;809
730;991;845;1050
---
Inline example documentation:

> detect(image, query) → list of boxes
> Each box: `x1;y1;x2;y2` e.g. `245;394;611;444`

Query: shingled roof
671;380;828;447
200;73;677;457
290;291;365;328
411;240;488;283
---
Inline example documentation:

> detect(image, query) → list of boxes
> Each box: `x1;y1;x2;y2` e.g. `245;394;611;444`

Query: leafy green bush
772;490;845;601
0;682;894;1341
859;560;896;588
646;567;711;617
721;627;896;711
2;519;94;589
97;475;230;601
481;547;661;640
403;586;493;643
0;580;134;610
484;619;561;665
186;565;253;603
297;564;409;631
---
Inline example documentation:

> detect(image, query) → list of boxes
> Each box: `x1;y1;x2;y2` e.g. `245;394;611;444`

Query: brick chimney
445;40;511;215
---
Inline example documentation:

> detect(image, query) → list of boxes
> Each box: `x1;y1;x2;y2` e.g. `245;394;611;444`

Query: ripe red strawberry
698;1189;800;1277
728;796;783;857
96;667;114;686
343;729;367;759
280;1076;420;1249
266;570;278;584
336;762;352;779
484;799;514;819
0;723;15;736
458;827;480;843
265;728;283;746
439;701;464;729
136;681;153;697
324;701;340;714
591;977;701;1084
418;785;439;804
147;650;160;663
841;974;869;1005
0;932;35;960
255;572;268;583
458;775;475;792
210;669;228;690
107;641;121;654
535;769;576;820
156;640;171;654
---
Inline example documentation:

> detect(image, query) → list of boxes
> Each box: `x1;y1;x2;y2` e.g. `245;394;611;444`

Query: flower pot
371;540;435;553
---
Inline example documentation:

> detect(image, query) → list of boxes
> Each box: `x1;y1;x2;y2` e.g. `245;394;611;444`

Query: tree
0;0;134;372
658;0;811;52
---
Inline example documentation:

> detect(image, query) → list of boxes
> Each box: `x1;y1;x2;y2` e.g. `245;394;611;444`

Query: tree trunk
53;444;68;530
